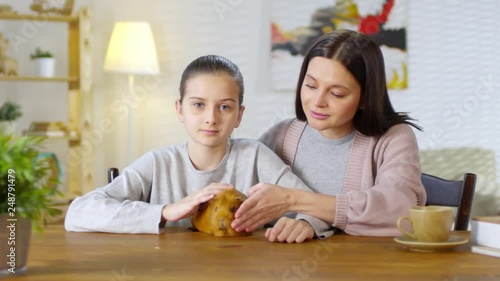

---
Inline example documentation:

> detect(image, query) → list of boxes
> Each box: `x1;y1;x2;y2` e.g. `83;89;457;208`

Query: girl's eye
193;102;203;108
305;84;316;89
330;93;344;98
220;104;230;110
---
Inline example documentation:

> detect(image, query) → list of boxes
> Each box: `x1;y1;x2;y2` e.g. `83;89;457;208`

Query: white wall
2;0;499;191
90;0;297;187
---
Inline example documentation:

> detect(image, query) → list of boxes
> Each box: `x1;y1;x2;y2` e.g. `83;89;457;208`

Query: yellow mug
397;206;454;242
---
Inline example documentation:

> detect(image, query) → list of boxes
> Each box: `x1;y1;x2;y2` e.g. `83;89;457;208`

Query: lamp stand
128;74;135;164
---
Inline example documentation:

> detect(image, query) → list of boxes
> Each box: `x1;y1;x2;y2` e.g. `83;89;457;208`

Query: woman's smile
309;110;329;120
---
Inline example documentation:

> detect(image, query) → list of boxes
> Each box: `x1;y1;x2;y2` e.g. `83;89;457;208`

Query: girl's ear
234;105;245;128
175;99;184;122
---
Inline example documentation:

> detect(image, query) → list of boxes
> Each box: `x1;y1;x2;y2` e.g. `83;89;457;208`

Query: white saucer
394;234;469;252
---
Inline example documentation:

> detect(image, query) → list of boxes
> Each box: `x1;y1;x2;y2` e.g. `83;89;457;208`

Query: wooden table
11;226;500;281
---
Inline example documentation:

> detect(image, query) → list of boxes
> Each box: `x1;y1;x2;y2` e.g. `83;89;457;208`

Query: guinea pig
191;188;250;237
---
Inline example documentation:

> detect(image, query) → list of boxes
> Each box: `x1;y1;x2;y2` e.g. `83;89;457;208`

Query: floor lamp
103;22;160;163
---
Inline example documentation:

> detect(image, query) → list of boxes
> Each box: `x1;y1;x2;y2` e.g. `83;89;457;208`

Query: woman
232;30;426;240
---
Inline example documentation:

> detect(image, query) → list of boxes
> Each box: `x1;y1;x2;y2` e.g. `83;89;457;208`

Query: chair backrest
421;173;477;231
107;167;120;183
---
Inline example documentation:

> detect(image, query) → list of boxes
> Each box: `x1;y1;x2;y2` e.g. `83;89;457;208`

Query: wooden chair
107;167;120;183
421;173;477;231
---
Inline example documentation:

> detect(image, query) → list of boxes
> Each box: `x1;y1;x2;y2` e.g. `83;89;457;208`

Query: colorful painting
271;0;408;90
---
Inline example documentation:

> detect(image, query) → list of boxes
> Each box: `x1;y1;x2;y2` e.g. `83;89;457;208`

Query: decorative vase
0;215;31;277
34;58;55;77
0;121;16;135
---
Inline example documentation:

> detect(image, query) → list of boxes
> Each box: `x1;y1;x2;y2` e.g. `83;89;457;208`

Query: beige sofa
419;147;500;217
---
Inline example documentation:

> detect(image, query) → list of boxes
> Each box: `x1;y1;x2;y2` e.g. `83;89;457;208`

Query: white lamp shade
104;22;160;75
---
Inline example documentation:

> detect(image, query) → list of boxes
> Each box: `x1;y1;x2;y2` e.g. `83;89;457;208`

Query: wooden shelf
0;76;78;82
23;131;81;142
24;131;67;139
2;6;93;199
23;121;81;142
0;13;77;22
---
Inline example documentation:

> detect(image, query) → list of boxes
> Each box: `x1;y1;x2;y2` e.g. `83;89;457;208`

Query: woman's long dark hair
295;29;421;136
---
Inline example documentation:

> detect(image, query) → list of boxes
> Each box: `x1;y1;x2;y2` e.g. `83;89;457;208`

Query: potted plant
0;100;22;135
30;48;55;77
0;134;61;277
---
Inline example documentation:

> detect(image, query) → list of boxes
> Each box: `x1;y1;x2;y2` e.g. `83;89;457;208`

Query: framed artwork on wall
271;0;408;91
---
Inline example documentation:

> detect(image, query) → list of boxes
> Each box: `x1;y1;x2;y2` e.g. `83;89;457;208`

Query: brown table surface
12;226;500;281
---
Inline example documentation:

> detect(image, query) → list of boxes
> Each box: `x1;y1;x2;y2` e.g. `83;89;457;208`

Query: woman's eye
331;93;344;98
193;102;203;108
220;104;230;110
305;84;316;89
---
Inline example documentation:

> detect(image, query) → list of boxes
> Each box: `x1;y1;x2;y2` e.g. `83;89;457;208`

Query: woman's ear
234;105;245;128
175;99;184;122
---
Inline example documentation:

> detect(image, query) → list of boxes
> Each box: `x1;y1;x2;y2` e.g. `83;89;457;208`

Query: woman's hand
232;183;294;232
265;217;314;243
162;183;233;222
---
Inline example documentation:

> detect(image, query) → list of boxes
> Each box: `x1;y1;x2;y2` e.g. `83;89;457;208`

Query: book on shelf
23;121;67;137
471;245;500;258
470;216;500;250
26;130;66;137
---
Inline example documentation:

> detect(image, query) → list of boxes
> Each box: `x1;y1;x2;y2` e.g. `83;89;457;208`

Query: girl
232;30;427;240
65;55;324;243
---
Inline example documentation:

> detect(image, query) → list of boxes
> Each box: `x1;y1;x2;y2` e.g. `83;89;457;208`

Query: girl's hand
232;183;293;232
162;183;233;222
265;217;314;243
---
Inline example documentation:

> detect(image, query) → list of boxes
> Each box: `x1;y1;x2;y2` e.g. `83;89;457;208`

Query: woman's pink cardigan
270;120;427;236
334;124;426;236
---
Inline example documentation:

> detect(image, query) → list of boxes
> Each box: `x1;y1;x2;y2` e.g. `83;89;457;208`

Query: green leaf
0;101;22;121
0;134;61;232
